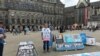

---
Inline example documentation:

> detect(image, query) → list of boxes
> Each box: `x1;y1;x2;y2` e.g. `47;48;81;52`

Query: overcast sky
60;0;100;7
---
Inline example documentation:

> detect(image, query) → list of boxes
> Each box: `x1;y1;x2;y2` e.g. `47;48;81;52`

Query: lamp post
9;11;15;31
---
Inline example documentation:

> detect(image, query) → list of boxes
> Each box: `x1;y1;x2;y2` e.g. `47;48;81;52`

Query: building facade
76;0;90;26
65;0;100;27
88;1;100;26
0;0;64;30
65;0;90;26
64;6;77;25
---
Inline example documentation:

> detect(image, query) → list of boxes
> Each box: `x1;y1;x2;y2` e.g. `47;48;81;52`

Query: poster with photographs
17;41;38;56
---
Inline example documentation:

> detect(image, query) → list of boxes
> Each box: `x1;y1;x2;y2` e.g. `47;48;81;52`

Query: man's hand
3;34;6;39
0;34;6;39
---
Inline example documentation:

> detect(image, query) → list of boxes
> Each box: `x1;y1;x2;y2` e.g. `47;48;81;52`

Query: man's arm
0;28;6;39
3;33;6;39
41;32;43;40
41;28;43;40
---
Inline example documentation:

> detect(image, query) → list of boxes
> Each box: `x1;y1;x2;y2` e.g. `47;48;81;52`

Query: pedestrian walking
24;26;27;35
12;28;16;35
41;23;51;52
15;28;18;35
24;26;29;35
59;26;64;33
0;22;6;56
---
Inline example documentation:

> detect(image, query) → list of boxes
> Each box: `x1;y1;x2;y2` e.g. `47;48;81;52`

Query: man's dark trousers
0;43;4;56
43;41;49;51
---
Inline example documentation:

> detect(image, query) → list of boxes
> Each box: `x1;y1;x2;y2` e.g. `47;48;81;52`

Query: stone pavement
3;30;100;56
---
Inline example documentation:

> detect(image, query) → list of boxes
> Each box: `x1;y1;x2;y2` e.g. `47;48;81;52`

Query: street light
10;11;15;25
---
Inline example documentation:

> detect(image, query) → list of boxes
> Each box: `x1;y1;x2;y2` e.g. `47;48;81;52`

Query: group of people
88;25;99;32
0;22;62;55
67;24;84;30
11;26;30;35
0;21;100;56
12;27;21;35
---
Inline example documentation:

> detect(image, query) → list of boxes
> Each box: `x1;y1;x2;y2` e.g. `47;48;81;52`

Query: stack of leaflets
17;41;38;56
56;34;66;51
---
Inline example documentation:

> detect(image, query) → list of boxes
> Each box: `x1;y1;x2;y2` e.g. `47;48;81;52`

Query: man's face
44;24;48;28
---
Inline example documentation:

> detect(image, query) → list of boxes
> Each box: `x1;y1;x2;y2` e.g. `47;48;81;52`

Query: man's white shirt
41;28;51;41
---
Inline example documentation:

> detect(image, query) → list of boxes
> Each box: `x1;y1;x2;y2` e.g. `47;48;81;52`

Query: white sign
86;37;96;45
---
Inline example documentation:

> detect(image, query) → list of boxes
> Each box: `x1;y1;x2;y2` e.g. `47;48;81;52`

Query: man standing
59;26;64;33
41;23;51;52
0;21;6;56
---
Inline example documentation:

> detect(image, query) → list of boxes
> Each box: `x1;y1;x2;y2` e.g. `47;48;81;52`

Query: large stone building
65;0;100;26
64;6;76;25
89;1;100;26
0;0;64;30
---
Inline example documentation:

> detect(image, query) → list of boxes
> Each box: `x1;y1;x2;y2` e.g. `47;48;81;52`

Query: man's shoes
47;50;50;53
4;42;7;45
43;50;46;53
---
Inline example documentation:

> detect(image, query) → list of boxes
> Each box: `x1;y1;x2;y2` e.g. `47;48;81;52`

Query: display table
17;41;38;56
55;34;84;51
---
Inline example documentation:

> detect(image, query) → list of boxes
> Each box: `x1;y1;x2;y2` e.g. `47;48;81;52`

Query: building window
11;19;15;24
36;19;38;24
27;19;30;24
31;19;34;23
5;19;9;24
95;9;97;15
22;19;25;24
21;0;24;2
17;18;20;24
39;19;41;24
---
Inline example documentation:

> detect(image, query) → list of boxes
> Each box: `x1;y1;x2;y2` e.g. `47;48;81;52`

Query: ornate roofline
76;0;89;8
